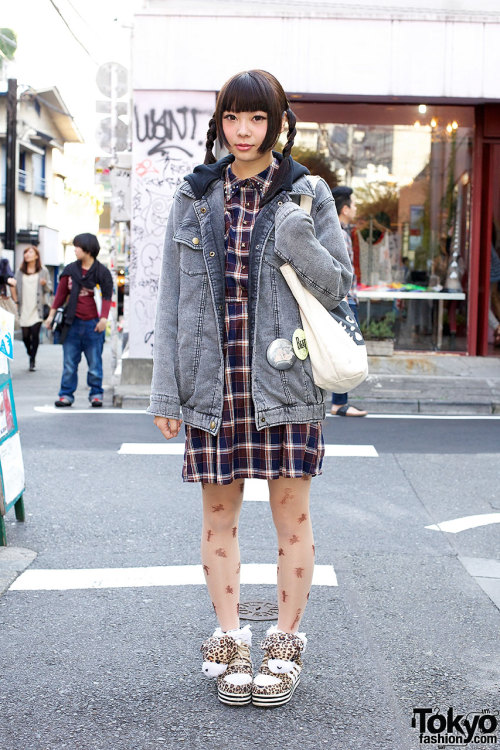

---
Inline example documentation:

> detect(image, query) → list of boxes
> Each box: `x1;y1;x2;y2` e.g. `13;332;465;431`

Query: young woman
148;70;352;707
15;246;51;371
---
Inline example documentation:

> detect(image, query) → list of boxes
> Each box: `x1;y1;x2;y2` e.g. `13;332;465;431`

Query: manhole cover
239;601;278;621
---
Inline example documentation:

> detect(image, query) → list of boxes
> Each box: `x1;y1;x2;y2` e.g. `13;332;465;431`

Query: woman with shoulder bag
148;70;353;708
15;246;52;371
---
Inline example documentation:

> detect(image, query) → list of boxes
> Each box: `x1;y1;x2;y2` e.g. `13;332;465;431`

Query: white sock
213;624;252;646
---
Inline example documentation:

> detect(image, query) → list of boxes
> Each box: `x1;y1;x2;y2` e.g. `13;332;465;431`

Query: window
18;151;27;191
32;150;46;197
291;103;474;352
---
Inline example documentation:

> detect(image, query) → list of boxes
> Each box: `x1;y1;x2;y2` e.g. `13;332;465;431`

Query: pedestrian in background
0;248;18;315
45;233;113;408
330;186;367;417
149;70;352;707
15;246;52;371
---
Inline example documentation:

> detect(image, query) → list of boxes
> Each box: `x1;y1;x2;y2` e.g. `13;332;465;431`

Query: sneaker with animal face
251;626;307;707
201;625;253;706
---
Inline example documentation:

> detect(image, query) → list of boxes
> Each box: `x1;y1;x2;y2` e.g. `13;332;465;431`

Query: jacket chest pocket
174;223;206;276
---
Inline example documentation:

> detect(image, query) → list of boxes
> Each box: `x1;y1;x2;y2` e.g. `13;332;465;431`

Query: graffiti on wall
130;91;215;358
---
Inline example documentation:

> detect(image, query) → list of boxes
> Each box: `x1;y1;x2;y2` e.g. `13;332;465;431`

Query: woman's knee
202;482;243;532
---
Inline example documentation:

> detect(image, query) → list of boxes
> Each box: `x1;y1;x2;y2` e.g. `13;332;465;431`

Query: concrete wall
129;89;215;357
134;6;500;101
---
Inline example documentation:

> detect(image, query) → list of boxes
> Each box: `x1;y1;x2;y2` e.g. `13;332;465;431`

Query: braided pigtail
261;107;296;206
204;116;217;165
282;108;297;159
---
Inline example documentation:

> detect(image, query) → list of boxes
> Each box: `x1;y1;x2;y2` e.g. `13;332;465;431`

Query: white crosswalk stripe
9;563;338;592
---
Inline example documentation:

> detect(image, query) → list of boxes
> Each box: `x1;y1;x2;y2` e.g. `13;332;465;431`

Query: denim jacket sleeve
147;194;182;419
273;177;353;310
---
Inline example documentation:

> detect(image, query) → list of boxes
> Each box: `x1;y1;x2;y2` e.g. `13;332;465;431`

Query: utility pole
5;78;17;252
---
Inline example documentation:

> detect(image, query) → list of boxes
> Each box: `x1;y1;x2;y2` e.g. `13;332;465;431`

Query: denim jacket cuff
147;395;181;419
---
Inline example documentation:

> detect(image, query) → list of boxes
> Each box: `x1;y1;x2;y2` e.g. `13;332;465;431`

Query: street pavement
1;339;499;750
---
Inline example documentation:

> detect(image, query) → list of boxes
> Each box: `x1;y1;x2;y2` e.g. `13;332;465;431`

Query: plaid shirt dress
183;158;324;484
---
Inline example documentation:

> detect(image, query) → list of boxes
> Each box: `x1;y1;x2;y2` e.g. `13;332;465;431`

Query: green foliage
0;28;17;60
290;146;338;189
355;182;399;229
361;311;396;340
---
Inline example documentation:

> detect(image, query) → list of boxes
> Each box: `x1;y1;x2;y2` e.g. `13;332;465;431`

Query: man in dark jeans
330;186;367;417
45;233;113;408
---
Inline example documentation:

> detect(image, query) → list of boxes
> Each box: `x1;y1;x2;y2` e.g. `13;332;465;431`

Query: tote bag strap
299;175;321;215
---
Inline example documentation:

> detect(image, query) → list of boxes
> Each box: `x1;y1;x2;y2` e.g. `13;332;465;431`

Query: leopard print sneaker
251;626;307;707
201;625;253;706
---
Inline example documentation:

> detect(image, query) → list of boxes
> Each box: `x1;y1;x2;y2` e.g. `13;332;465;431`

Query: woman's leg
30;322;42;360
21;327;31;357
268;476;315;633
201;479;244;631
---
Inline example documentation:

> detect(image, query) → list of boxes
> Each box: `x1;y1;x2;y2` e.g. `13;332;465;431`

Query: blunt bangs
216;70;288;153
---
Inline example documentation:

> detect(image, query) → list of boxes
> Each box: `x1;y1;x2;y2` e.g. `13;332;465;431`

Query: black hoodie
184;151;310;206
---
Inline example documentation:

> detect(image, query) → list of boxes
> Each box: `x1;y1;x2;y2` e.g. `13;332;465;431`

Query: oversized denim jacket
148;156;353;435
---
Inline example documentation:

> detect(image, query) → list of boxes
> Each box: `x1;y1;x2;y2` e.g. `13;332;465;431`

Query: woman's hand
40;278;47;287
44;311;55;329
154;416;183;440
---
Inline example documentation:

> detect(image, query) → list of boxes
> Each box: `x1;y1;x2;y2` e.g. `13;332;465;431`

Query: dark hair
204;70;297;203
331;186;353;216
73;233;100;259
20;245;42;274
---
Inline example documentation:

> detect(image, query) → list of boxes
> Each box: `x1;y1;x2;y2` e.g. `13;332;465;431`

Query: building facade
130;0;500;358
0;85;101;282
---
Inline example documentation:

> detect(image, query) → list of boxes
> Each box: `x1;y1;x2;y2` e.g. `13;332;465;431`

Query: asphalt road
0;341;499;750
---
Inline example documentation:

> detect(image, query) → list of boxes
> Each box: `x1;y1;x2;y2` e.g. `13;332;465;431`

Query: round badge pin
266;338;296;370
292;328;309;360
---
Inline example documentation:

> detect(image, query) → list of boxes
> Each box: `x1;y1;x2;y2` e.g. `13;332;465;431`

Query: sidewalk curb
0;547;38;597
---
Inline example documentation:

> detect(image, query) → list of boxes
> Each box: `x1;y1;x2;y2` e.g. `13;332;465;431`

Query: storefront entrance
475;130;500;357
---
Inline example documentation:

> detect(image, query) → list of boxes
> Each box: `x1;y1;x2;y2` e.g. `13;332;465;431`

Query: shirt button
261;417;266;423
243;221;248;225
209;251;215;257
192;237;200;245
241;243;246;248
210;420;216;429
200;207;207;213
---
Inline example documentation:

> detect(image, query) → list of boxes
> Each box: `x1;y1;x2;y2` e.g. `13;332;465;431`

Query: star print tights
201;476;315;633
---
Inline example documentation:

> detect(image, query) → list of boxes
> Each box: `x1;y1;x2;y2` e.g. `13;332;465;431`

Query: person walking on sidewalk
15;246;52;371
330;186;367;417
148;70;352;708
45;233;113;408
0;249;18;315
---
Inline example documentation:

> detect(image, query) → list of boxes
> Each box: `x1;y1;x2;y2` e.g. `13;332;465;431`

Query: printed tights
201;476;314;633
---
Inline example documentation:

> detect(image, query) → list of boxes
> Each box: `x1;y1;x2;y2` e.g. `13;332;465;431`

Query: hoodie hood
184;151;310;200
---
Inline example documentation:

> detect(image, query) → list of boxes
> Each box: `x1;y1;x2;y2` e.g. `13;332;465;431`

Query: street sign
0;310;25;545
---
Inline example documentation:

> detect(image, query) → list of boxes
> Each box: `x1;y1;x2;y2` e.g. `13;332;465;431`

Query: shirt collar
224;157;279;201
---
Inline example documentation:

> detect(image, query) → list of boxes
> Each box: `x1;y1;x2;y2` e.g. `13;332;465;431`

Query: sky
2;0;143;146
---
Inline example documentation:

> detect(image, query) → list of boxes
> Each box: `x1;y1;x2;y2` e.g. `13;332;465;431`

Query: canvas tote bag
280;176;368;392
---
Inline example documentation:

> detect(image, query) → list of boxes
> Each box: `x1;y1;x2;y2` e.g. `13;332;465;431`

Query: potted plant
361;311;396;355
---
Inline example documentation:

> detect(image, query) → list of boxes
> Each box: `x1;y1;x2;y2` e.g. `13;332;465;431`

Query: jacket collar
181;151;310;200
